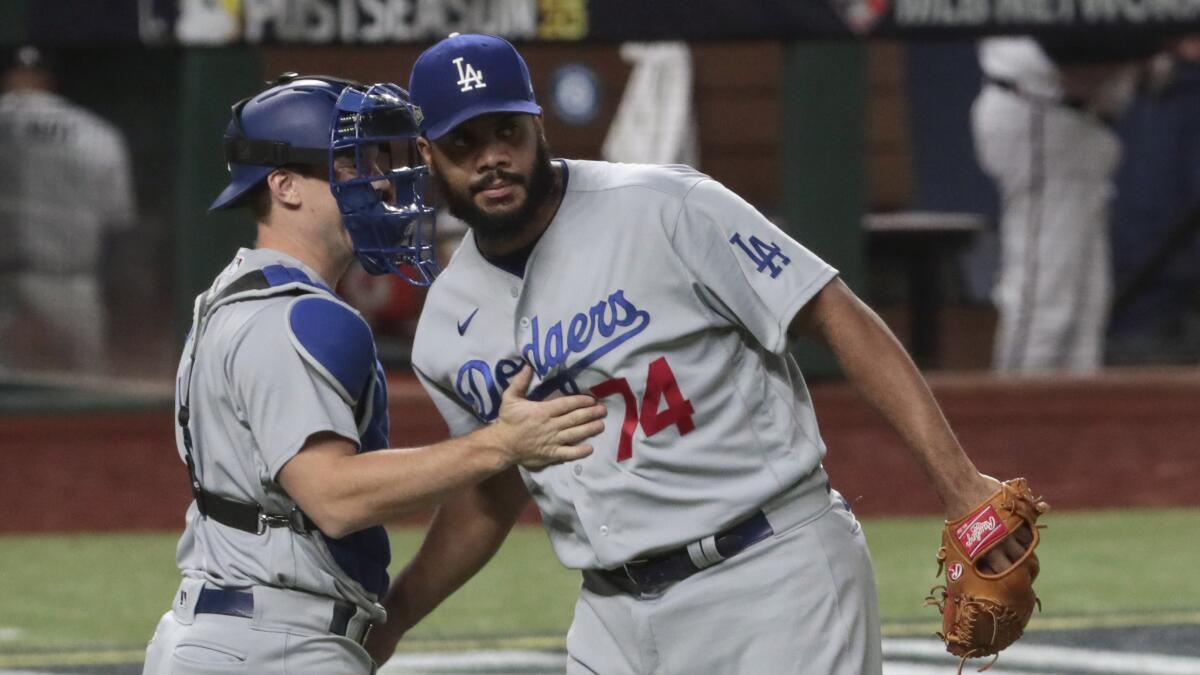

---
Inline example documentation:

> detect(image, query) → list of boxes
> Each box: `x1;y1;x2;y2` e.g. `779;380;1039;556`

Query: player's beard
430;135;555;245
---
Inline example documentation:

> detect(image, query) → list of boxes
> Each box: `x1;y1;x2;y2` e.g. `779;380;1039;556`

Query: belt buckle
258;507;308;534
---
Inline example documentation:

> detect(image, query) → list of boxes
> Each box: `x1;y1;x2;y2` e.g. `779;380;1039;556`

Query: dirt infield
2;369;1197;533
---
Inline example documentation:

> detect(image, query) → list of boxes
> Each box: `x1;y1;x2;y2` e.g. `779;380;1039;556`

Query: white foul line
372;641;1200;675
379;650;566;673
884;638;1200;675
3;639;1197;675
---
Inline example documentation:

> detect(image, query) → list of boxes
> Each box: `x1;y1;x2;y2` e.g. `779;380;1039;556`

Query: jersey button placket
509;284;525;346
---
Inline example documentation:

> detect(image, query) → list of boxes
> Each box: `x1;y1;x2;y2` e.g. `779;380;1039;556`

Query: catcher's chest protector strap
177;268;318;535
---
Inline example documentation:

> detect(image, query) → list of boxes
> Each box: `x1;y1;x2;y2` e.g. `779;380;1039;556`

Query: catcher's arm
788;278;1033;568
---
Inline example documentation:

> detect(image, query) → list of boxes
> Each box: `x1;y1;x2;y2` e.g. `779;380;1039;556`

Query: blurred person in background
972;35;1160;374
0;46;137;374
338;264;426;363
1107;35;1200;366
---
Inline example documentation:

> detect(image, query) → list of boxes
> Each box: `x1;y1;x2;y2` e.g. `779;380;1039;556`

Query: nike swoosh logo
457;308;479;336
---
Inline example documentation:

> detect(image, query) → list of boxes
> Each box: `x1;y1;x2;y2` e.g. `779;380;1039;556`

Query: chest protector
178;264;391;596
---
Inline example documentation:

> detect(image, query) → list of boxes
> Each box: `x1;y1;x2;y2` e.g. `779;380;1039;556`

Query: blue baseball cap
408;33;542;140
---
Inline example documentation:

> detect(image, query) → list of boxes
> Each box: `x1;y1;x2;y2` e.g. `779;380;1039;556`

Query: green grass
867;507;1200;622
0;533;181;651
0;508;1196;653
391;528;581;640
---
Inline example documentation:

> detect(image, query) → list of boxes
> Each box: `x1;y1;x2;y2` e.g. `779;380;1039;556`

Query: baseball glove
925;478;1049;673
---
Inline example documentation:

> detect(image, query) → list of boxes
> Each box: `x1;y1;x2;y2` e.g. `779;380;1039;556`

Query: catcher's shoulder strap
177;265;328;535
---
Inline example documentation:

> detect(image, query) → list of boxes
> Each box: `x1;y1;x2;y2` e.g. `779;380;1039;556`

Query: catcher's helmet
210;73;354;211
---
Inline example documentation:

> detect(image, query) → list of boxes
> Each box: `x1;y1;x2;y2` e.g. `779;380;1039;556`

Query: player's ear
267;168;302;209
533;115;549;145
415;136;433;167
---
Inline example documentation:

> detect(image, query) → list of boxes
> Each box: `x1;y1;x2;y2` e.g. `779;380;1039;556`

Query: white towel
602;42;699;167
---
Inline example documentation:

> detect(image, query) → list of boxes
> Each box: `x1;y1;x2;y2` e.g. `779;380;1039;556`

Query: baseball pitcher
363;35;1044;674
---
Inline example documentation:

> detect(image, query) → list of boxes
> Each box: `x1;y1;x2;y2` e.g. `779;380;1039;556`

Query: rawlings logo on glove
925;478;1049;673
958;506;1007;556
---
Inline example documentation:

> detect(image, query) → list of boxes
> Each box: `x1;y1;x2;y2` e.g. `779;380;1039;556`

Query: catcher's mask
330;83;439;286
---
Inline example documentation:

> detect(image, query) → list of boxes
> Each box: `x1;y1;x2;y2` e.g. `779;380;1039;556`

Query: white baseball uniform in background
972;37;1120;373
413;159;881;674
0;89;135;371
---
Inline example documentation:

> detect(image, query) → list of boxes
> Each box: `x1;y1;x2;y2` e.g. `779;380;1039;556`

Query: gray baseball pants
142;578;376;674
566;476;882;674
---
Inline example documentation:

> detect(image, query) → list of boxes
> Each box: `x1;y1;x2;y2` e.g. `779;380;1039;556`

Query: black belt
598;511;775;591
198;488;318;535
194;586;373;645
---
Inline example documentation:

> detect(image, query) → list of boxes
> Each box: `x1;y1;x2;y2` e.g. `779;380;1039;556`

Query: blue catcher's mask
330;83;439;286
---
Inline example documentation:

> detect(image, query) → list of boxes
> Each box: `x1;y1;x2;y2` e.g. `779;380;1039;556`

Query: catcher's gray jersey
174;248;389;621
413;160;838;569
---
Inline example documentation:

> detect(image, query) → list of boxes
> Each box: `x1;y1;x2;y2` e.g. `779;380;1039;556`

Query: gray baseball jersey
412;159;838;570
173;247;390;621
0;90;135;368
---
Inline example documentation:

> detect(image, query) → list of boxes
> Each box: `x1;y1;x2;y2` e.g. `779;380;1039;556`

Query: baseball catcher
926;478;1049;672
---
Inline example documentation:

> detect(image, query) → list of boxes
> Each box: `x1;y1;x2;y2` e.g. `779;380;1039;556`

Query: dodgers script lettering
455;289;651;421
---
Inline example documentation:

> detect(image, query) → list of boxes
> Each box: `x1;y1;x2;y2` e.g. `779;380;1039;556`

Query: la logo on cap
453;56;486;92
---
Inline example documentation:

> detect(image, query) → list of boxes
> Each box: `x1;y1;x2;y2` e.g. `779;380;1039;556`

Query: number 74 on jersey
589;357;695;462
